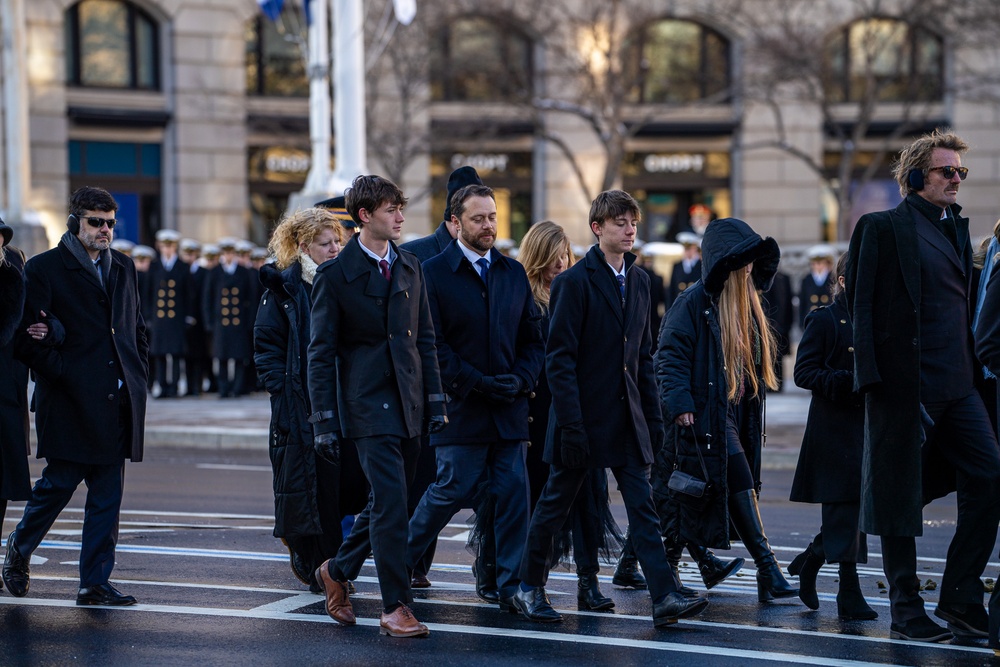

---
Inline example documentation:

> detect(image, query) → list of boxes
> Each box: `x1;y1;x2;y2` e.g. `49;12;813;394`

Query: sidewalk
133;385;811;469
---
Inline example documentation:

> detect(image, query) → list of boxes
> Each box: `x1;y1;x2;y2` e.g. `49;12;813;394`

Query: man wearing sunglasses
5;186;148;605
845;130;1000;643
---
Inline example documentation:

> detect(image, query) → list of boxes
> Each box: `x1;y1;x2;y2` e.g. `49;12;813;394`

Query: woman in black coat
254;208;367;592
0;221;32;541
788;253;876;620
653;217;799;604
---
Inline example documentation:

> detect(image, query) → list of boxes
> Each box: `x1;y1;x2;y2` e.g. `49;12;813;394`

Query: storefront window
65;0;159;90
246;8;309;97
825;19;943;103
430;16;533;102
623;19;730;104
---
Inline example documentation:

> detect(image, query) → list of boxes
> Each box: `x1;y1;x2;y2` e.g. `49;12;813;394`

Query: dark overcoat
0;245;31;500
255;262;322;538
423;241;543;445
307;235;445;439
400;221;453;264
665;258;700;310
799;273;836;328
653;218;779;549
544;245;662;468
148;257;190;356
185;265;208;361
203;263;255;361
789;295;864;504
845;194;971;536
16;238;148;463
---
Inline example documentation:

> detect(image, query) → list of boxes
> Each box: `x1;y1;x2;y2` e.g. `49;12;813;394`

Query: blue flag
257;0;284;21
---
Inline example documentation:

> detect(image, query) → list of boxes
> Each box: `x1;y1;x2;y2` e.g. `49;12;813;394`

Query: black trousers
216;358;246;398
155;354;181;397
14;458;125;587
881;391;1000;623
333;435;420;609
521;461;679;600
406;435;437;578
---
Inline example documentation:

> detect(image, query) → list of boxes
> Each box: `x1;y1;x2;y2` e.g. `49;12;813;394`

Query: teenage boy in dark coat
5;186;148;605
510;189;708;628
846;129;1000;642
308;175;447;638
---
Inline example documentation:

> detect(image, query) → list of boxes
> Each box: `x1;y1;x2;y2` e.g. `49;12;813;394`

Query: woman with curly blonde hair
254;208;366;592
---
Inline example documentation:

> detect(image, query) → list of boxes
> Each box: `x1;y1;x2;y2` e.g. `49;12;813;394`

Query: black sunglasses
927;165;969;180
82;216;117;229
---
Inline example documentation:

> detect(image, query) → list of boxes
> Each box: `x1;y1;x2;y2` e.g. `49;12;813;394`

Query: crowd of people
1;128;999;648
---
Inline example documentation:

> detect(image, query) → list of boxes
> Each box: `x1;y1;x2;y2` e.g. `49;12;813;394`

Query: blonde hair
518;221;574;311
717;268;778;401
268;207;343;270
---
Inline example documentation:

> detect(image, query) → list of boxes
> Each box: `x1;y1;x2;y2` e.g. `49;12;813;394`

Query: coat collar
433;221;454;253
583;245;639;325
337;234;413;296
441;238;507;275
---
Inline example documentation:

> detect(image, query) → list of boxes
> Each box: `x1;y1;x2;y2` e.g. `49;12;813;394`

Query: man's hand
427;414;449;434
475;376;516;404
492;374;523;397
560;422;589;468
314;432;340;465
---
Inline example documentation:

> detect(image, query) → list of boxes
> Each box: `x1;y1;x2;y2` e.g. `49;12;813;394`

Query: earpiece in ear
907;168;924;191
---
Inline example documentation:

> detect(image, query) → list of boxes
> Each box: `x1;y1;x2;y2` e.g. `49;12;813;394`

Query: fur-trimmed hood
701;217;780;295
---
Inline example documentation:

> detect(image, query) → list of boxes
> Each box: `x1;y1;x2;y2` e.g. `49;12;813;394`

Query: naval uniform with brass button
798;271;835;329
148;255;191;397
10;226;148;602
203;260;256;397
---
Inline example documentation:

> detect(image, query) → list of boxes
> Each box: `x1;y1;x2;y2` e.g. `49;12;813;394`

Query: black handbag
666;425;715;511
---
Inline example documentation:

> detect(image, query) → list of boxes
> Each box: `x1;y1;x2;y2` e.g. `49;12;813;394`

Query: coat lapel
914;215;964;272
586;248;624;325
892;201;920;307
58;242;105;293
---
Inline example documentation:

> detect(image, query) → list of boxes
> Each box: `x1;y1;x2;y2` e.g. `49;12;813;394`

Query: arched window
825;19;943;103
623;19;730;104
65;0;159;90
246;7;309;97
430;16;533;102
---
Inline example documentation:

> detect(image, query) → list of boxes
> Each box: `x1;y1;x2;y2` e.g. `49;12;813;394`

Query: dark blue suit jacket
422;240;543;445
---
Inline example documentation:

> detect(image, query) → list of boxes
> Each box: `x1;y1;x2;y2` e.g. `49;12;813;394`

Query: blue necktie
476;257;489;286
617;274;625;300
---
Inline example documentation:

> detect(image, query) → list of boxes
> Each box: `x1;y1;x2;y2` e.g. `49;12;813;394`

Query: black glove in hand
560;423;589;468
427;414;449;434
314;432;340;465
492;373;523;397
476;376;516;404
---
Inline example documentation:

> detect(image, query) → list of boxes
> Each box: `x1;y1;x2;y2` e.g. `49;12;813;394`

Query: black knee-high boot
663;540;698;597
729;490;798;602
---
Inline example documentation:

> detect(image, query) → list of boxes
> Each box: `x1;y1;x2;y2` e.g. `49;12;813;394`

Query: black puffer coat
254;262;323;538
652;218;780;549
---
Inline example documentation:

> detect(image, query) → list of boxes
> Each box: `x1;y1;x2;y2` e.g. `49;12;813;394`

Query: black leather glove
560;422;589;468
492;374;523;397
475;376;516;404
314;431;340;465
649;424;664;455
427;414;449;434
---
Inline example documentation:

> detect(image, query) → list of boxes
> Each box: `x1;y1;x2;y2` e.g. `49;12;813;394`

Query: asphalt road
2;446;998;666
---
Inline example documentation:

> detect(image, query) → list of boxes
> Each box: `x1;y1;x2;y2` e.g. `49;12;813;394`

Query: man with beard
5;186;148;605
406;183;544;611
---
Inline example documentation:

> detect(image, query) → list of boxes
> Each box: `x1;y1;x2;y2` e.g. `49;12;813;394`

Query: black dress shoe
889;615;953;642
652;591;709;627
76;583;137;606
289;550;312;587
3;532;30;598
504;586;562;622
577;574;614;611
935;603;988;638
473;558;499;603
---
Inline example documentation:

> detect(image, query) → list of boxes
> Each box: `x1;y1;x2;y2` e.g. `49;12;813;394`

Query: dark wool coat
653;218;779;549
799;272;836;329
845;194;971;537
544;245;662;468
16;239;148;463
0;245;31;501
789;295;864;504
185;265;209;361
148;258;191;356
255;262;323;538
399;221;453;264
203;263;256;361
308;235;445;439
665;258;701;310
423;241;543;445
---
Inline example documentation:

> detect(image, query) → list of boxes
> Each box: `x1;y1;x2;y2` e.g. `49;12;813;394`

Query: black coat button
107;394;115;401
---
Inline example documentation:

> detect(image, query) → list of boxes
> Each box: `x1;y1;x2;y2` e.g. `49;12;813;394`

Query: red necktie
379;259;391;282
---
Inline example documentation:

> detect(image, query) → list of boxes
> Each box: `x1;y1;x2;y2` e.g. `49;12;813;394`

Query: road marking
195;464;272;472
0;596;990;664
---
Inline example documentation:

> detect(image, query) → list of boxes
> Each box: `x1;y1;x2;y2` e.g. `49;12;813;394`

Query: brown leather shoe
379;604;429;638
314;560;355;625
410;572;431;588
